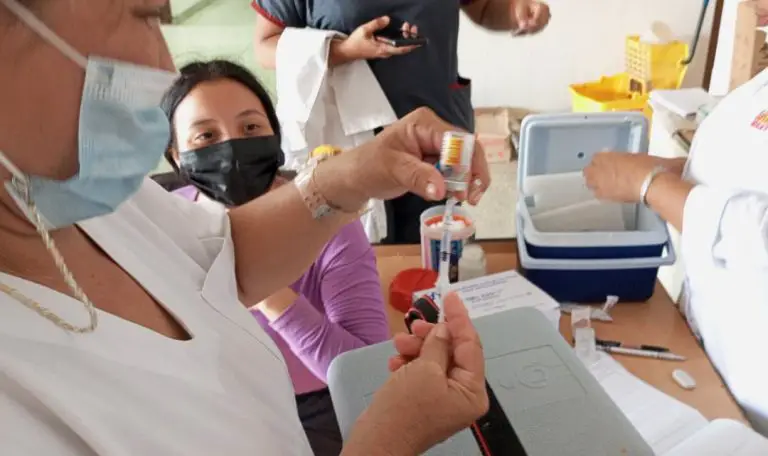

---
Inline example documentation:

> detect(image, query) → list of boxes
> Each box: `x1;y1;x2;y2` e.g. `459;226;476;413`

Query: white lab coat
0;179;313;455
276;27;396;243
680;68;768;436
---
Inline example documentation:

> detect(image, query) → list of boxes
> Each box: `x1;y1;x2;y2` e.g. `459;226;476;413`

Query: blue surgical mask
0;0;176;229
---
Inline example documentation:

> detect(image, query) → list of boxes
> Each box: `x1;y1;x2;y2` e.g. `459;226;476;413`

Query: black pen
595;338;670;353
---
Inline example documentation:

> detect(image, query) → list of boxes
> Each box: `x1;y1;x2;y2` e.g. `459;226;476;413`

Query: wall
162;0;272;91
460;0;715;111
164;0;714;112
154;0;715;173
709;0;768;96
169;0;209;20
162;25;276;93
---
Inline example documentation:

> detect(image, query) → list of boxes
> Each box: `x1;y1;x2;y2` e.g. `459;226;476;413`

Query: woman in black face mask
161;60;390;456
162;60;285;205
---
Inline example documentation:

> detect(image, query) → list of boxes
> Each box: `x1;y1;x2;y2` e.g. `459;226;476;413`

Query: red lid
389;268;438;314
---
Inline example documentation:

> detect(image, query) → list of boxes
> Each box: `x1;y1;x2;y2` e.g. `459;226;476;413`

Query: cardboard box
730;1;768;91
475;108;512;163
474;107;535;163
476;133;512;163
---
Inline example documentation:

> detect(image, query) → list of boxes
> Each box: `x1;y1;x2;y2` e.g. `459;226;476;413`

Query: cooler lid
517;112;648;195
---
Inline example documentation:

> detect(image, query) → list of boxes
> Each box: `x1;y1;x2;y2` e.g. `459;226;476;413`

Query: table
375;241;748;424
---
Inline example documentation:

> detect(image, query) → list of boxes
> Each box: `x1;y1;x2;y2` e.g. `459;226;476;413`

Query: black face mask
179;136;285;207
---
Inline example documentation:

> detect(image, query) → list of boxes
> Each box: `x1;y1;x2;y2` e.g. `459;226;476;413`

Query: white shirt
682;68;768;436
275;27;395;243
0;180;313;455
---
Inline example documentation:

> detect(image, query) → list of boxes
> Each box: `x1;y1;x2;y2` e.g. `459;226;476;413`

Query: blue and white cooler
515;112;676;303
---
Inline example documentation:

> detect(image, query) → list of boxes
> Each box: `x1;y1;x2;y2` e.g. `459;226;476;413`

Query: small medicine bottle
458;243;486;281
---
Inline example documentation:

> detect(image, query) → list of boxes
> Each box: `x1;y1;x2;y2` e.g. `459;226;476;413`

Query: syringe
435;197;458;320
433;131;475;320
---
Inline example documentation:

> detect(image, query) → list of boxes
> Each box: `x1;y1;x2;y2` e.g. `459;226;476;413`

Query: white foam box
412;270;562;328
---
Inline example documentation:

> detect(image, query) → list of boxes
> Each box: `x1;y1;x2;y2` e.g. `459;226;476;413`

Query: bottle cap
461;244;485;261
389;268;438;313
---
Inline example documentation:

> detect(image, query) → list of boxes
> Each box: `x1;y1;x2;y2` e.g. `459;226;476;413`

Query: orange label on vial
443;137;463;167
439;131;475;192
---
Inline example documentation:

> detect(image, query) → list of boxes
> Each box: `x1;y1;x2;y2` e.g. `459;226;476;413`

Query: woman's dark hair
160;59;281;172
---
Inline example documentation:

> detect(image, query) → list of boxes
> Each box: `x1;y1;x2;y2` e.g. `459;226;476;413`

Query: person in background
161;60;391;455
584;0;768;432
0;0;490;454
251;0;539;243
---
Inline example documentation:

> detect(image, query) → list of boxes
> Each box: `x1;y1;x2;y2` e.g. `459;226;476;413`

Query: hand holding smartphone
340;16;423;60
374;21;427;48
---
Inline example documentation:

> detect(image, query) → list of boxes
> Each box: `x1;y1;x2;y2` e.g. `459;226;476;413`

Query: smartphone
374;23;427;47
374;34;428;47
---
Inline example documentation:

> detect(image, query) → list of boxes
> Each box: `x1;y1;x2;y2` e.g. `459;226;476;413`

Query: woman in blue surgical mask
0;1;489;455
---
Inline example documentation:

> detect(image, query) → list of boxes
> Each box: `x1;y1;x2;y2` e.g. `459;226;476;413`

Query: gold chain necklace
0;176;98;333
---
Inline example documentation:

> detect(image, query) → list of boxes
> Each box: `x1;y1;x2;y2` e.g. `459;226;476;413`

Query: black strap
406;295;529;456
405;296;440;333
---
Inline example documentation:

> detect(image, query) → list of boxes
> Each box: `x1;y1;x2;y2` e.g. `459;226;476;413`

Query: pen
598;346;686;362
595;338;670;353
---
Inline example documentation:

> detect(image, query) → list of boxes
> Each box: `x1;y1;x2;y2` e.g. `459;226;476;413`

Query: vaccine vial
439;132;475;193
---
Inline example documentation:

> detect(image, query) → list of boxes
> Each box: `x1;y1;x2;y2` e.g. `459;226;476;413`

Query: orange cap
389;268;438;314
311;145;342;159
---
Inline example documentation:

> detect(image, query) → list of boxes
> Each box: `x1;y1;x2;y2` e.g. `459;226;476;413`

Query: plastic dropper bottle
459;243;487;281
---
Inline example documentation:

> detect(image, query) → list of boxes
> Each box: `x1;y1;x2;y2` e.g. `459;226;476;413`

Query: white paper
650;88;714;119
413;270;561;328
588;353;709;455
560;304;614;322
574;327;599;365
525;171;589;194
664;419;768;456
588;355;768;455
560;296;618;322
531;198;626;232
570;306;593;330
525;172;594;213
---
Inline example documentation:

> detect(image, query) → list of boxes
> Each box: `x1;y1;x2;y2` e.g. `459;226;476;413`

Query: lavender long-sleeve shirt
173;186;390;394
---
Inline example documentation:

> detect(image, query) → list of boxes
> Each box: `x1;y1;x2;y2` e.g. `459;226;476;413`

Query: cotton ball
432;219;467;231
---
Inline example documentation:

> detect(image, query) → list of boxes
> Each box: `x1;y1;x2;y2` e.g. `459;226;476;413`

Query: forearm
230;166;360;304
253;15;284;70
463;0;518;31
255;31;355;69
253;34;279;69
269;231;390;377
644;172;695;232
342;412;418;456
269;294;377;380
328;38;361;66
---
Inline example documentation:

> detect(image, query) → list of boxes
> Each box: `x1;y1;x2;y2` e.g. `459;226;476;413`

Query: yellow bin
625;35;689;94
570;73;651;118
